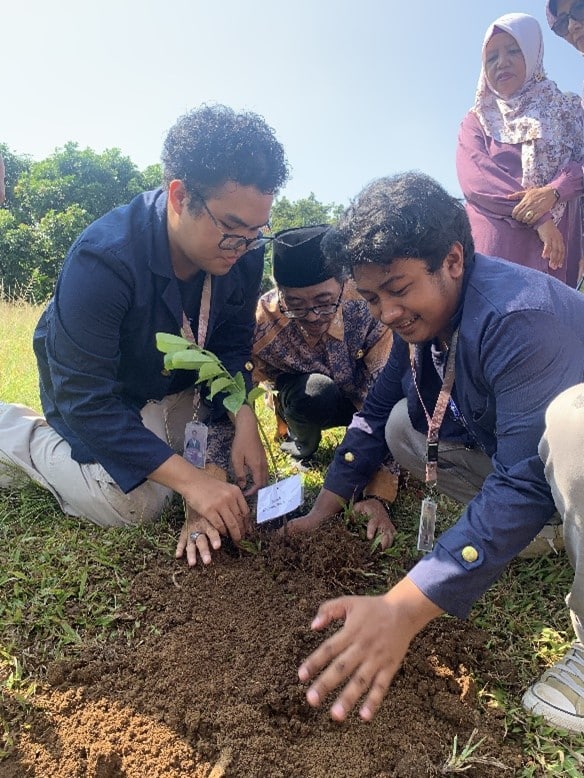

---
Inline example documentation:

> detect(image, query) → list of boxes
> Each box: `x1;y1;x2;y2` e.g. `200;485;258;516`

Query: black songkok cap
272;225;331;288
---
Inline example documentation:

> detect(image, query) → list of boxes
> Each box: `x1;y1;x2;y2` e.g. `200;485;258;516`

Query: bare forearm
385;577;444;635
308;488;348;520
148;452;207;496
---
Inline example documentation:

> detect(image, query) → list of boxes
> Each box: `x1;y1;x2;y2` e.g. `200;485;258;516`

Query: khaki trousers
538;384;584;642
385;398;493;505
0;389;216;527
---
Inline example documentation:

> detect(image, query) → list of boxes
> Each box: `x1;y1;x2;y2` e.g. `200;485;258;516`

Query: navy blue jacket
324;254;584;617
33;189;263;493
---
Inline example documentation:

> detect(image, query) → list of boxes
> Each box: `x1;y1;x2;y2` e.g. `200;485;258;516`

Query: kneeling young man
0;105;288;566
291;171;584;734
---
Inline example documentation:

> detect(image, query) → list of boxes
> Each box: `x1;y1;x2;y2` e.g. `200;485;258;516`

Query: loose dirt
1;521;525;777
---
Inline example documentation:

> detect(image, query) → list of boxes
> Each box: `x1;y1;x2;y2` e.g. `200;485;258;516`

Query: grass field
0;299;44;409
1;300;583;774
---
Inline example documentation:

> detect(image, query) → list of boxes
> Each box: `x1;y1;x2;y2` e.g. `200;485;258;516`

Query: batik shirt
252;280;392;409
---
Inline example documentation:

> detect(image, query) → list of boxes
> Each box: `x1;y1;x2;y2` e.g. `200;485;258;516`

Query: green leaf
155;332;192;353
168;350;215;370
208;376;236;399
234;371;246;392
58;622;83;645
196;362;224;382
223;391;246;414
246;386;265;405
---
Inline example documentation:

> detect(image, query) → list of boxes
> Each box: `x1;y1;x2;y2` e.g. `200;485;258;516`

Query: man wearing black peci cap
252;224;398;517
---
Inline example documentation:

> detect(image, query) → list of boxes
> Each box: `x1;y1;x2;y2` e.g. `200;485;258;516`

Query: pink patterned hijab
471;13;584;223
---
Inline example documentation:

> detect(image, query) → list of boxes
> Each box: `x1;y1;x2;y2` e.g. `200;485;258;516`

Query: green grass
1;300;584;775
0;299;44;409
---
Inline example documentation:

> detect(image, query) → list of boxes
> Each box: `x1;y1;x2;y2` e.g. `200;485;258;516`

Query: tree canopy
0;142;343;301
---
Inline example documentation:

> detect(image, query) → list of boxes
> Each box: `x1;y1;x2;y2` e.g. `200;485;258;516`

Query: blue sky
4;1;582;206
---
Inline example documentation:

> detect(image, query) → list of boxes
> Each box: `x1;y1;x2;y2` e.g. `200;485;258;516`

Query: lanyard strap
409;329;459;485
181;273;212;347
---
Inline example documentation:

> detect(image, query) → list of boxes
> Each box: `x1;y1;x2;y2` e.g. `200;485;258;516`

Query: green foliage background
0;142;344;302
0;142;161;301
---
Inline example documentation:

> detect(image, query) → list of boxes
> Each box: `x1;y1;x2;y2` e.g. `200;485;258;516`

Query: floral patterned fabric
471;13;584;226
252;280;392;410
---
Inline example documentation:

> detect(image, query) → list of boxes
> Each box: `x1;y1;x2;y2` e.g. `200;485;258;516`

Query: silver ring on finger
189;531;203;542
525;210;534;221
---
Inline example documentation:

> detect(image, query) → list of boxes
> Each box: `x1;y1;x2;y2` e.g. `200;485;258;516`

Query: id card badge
417;497;437;552
183;421;208;469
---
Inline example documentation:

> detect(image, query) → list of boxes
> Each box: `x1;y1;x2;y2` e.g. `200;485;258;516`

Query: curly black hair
161;104;289;211
322;171;474;277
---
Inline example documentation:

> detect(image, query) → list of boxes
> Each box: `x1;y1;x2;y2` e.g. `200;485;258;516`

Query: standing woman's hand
536;220;566;270
508;186;559;224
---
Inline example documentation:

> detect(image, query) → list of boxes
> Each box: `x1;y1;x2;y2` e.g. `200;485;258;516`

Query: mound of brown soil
1;522;524;777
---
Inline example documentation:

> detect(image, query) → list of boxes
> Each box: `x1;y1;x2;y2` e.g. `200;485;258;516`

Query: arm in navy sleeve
44;242;175;492
409;310;584;618
323;337;408;500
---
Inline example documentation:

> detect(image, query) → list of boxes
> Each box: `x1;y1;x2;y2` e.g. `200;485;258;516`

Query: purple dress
457;111;583;286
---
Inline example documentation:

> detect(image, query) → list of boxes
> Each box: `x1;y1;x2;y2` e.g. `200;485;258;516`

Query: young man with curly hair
0;105;288;566
292;171;584;734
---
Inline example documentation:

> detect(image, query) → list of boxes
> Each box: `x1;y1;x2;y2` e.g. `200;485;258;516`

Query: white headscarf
471;13;584;224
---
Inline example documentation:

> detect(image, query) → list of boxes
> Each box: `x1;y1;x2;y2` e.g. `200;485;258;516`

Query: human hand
231;403;268;496
176;509;222;566
281;489;347;537
282;511;328;536
298;579;443;721
149;453;250;542
183;471;250;543
508;186;558;224
536;220;566;270
354;498;397;550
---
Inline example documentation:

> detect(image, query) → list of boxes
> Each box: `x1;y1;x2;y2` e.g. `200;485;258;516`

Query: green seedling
156;332;280;478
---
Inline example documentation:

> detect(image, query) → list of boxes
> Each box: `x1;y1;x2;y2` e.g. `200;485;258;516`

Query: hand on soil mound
298;579;443;722
176;511;224;566
353;498;397;550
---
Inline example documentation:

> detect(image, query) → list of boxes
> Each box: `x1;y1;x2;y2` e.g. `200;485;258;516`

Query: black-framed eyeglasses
194;192;274;252
552;0;584;36
278;285;344;320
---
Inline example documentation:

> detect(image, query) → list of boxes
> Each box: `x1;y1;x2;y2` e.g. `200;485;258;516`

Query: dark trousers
275;372;356;458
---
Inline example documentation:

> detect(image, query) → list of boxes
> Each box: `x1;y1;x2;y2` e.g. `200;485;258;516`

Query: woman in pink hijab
456;13;584;285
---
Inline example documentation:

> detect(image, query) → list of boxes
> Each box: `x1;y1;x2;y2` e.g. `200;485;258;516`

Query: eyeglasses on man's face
192;192;304;253
194;192;273;252
553;0;584;36
278;286;344;320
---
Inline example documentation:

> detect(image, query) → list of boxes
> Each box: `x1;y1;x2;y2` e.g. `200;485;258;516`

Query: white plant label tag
257;475;303;524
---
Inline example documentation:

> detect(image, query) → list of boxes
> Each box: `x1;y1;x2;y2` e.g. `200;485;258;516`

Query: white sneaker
522;642;584;733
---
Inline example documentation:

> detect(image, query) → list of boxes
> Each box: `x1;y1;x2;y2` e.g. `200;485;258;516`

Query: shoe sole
522;688;584;734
